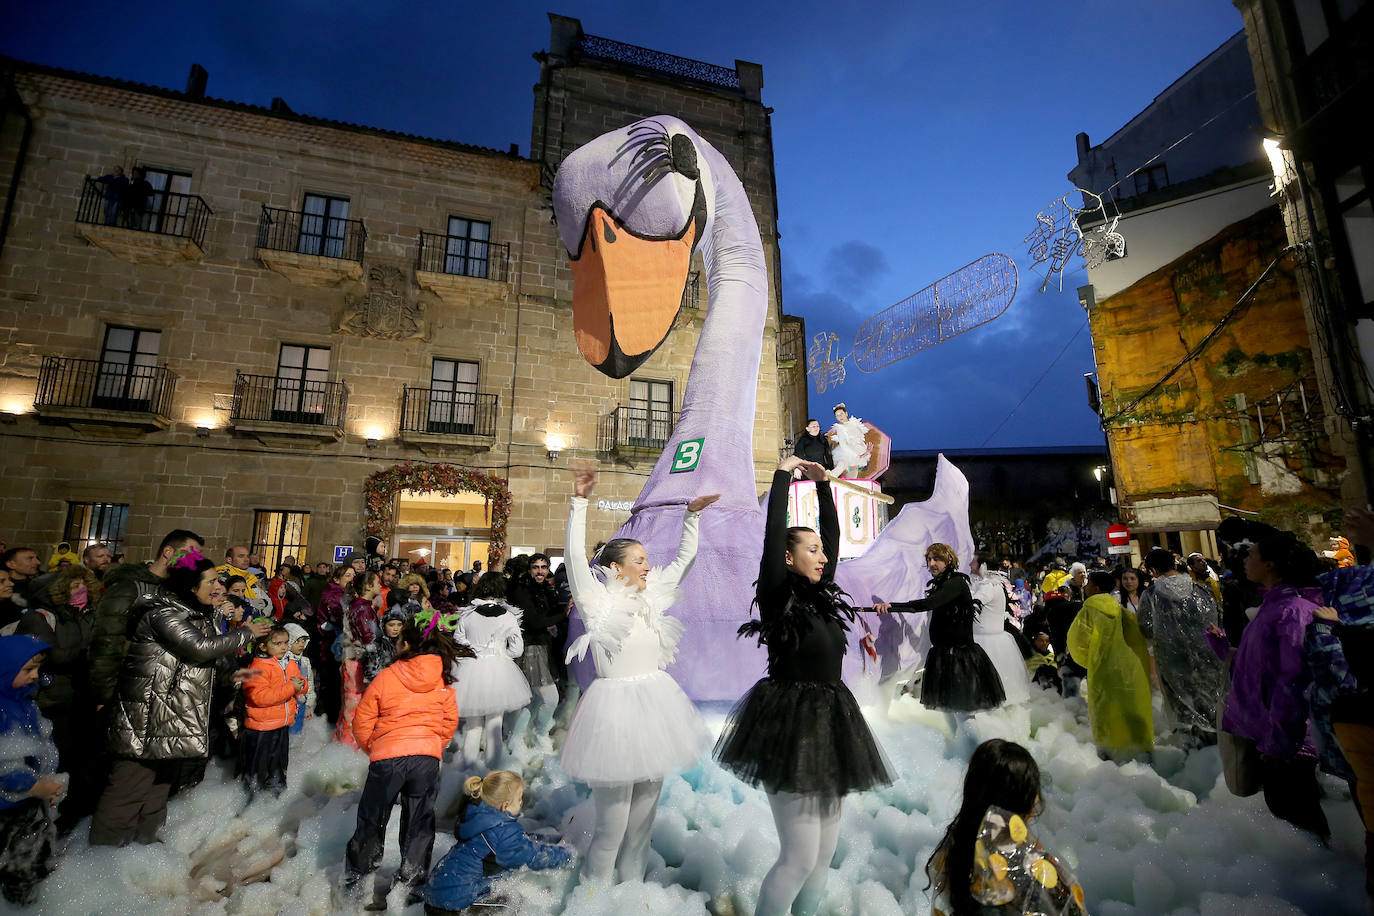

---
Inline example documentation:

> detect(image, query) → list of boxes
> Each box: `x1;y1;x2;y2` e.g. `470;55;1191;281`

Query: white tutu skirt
452;654;532;718
560;670;711;786
972;630;1031;705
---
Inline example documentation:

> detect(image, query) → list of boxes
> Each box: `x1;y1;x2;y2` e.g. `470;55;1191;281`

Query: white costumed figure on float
561;467;718;884
828;403;872;477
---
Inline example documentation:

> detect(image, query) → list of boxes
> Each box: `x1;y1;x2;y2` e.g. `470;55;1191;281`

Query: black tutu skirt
920;643;1006;712
714;678;892;798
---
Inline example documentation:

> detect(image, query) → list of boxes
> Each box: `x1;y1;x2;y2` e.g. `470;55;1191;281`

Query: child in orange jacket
343;624;466;904
238;626;306;797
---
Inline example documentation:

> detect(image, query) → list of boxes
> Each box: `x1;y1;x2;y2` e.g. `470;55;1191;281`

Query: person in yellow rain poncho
1068;569;1153;758
1040;566;1070;598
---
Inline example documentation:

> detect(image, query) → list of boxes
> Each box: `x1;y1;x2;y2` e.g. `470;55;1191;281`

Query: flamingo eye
603;221;617;244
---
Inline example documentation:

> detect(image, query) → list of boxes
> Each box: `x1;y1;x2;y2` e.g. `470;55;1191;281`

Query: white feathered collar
566;567;687;669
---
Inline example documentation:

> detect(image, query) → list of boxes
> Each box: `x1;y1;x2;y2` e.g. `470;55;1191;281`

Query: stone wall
0;47;802;562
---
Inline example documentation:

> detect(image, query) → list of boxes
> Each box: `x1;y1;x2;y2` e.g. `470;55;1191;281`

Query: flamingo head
552;116;713;379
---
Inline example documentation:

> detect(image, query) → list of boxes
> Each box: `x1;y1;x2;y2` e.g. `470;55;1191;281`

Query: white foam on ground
16;689;1366;915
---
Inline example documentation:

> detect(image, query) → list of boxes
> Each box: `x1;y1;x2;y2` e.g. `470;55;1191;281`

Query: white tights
460;715;504;770
756;792;842;916
531;684;559;735
583;779;664;884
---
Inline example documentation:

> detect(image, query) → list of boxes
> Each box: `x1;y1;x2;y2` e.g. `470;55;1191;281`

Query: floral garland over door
363;461;512;565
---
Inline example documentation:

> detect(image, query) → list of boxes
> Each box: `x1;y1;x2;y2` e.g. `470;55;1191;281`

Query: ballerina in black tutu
884;543;1006;713
715;456;891;916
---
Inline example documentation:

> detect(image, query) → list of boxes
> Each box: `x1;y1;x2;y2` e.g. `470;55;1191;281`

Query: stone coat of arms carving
340;266;425;339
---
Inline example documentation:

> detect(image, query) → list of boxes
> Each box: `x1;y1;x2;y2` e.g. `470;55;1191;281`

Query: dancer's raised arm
659;493;720;587
758;457;830;611
564;466;601;607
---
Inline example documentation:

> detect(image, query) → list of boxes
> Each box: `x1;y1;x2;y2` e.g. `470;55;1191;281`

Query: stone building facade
0;17;803;569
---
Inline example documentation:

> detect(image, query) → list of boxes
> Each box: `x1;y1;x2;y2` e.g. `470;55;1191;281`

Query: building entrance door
393;535;490;573
392;488;492;573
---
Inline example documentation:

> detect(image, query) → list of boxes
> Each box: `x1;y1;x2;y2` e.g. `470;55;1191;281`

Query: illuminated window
64;502;129;555
252;510;310;572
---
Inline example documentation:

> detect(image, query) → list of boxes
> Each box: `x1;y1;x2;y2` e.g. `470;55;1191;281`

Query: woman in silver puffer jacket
89;552;269;847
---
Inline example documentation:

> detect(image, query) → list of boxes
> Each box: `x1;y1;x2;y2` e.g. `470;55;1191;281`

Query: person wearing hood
1204;529;1329;838
452;574;530;769
282;623;315;735
1069;570;1154;759
13;566;101;833
1138;547;1226;745
0;635;62;905
314;564;354;726
89;550;269;847
344;624;462;904
45;543;79;573
362;605;410;686
423;770;572;914
364;536;387;573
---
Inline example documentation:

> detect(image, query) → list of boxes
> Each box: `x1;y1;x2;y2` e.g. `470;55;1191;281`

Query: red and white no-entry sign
1106;524;1131;546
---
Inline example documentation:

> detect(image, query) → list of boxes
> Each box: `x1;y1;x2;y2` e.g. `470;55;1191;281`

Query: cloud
823;240;890;297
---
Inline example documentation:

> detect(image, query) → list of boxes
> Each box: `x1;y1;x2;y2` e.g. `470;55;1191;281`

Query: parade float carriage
787;420;894;561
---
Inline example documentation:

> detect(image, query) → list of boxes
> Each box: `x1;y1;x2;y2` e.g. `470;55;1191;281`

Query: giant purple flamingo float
553;117;972;701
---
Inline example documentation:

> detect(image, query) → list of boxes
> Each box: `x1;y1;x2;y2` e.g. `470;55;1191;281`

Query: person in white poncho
450;574;530;770
969;555;1031;705
561;467;718;885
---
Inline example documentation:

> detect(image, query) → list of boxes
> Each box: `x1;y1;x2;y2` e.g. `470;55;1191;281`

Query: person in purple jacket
1205;527;1328;838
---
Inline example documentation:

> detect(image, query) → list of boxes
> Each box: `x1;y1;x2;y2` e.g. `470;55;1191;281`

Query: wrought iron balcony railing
257;205;366;262
416;232;509;282
598;405;675;452
777;319;803;364
231;372;346;431
77;177;213;248
681;271;701;311
34;356;176;419
577;33;741;89
400;388;499;438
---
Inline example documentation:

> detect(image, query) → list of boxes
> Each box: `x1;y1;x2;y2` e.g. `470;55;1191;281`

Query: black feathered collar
737;573;858;650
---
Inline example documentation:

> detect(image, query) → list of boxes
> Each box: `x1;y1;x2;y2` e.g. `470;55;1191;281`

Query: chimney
1075;132;1091;164
509;143;519;156
186;64;208;98
270;97;293;115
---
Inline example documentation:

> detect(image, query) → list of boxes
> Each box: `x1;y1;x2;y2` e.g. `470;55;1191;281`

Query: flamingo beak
570;205;695;379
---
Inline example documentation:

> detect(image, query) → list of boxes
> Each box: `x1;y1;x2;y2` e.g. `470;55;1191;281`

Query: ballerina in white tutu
451;574;531;769
969;555;1031;705
561;467;718;884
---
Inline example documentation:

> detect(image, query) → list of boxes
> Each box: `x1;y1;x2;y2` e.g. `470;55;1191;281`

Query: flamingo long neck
632;141;768;512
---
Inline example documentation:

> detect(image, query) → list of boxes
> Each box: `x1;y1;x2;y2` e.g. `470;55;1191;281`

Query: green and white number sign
670;437;705;473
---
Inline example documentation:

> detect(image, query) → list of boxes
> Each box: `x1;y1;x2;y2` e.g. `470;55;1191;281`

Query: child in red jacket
238;626;306;797
343;624;465;905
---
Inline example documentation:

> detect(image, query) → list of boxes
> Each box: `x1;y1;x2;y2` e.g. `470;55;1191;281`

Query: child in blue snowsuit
0;635;63;905
424;769;572;914
283;623;316;734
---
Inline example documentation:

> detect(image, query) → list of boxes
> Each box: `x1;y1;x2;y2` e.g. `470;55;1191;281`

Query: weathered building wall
1093;206;1343;528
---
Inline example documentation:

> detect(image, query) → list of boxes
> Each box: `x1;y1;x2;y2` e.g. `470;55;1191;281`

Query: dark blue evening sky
5;1;1246;450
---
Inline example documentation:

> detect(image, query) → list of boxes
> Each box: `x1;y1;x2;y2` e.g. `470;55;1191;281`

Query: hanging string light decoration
851;253;1019;373
1025;188;1126;292
806;331;848;394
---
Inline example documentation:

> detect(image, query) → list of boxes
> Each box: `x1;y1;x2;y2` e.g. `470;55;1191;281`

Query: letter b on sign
671;438;704;473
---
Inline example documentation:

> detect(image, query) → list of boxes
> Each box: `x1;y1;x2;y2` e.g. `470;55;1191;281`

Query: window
64;502;129;556
1336;164;1374;309
427;358;479;433
298;194;350;258
95;326;161;410
444;217;491;278
252;510;310;572
140;167;192;235
273;344;331;423
628;378;673;446
1132;163;1168;196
